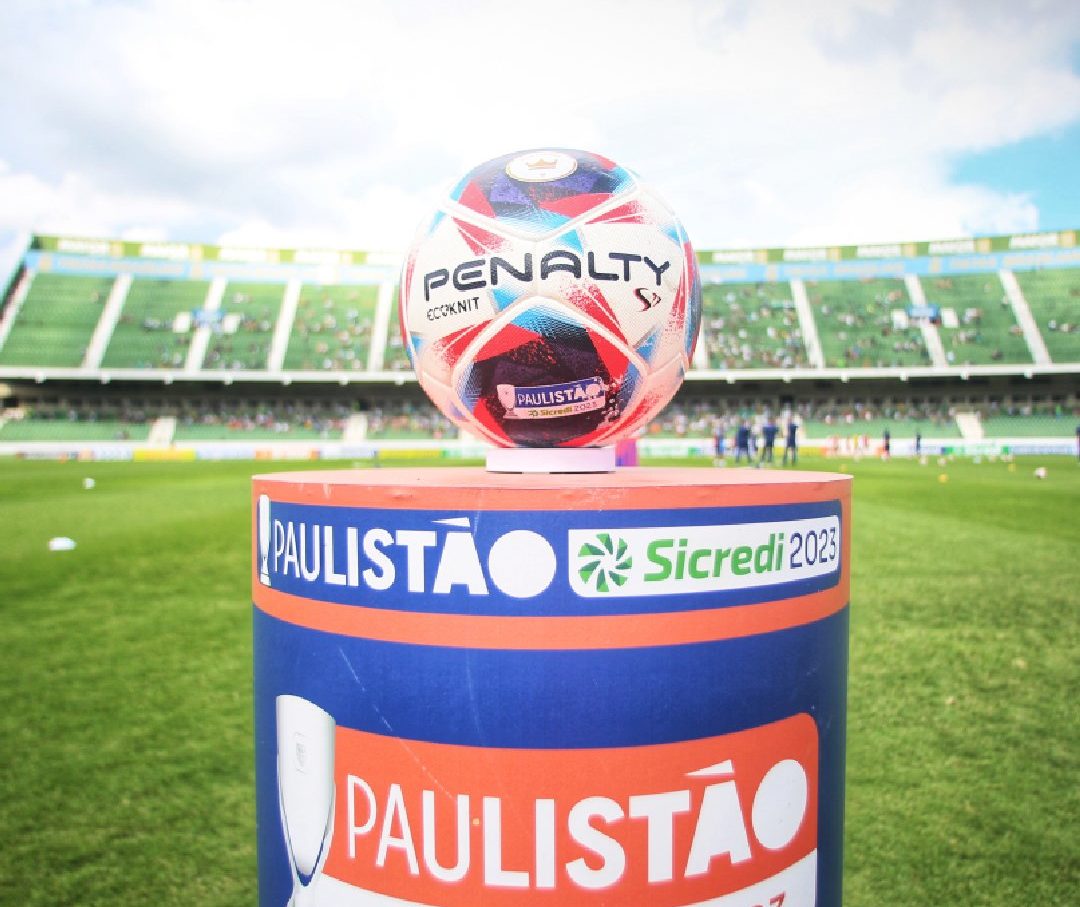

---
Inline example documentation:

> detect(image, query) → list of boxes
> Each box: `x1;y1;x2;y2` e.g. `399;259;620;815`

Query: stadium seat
365;399;457;439
202;282;285;371
0;273;116;367
282;284;379;372
701;282;808;369
169;399;350;441
383;287;413;373
0;401;152;441
807;278;930;368
1012;268;1080;365
923;274;1032;365
101;277;210;369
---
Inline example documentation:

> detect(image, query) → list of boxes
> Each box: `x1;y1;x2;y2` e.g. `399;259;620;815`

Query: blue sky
951;120;1080;233
0;0;1078;281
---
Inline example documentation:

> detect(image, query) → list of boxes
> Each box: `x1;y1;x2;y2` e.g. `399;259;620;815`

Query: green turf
0;454;1076;905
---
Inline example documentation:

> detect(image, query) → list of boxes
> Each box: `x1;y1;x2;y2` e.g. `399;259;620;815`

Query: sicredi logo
321;714;819;907
576;532;633;593
569;517;840;598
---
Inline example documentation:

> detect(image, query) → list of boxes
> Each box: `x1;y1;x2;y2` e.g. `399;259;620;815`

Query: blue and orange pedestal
253;468;851;907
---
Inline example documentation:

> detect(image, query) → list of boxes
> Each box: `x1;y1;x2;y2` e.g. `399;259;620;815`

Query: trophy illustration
276;695;336;906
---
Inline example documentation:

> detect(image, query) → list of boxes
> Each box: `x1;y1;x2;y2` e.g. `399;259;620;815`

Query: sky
0;0;1078;278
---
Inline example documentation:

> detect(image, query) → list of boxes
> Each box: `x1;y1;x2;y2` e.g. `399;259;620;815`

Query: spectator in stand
783;417;799;466
759;418;779;465
734;420;752;464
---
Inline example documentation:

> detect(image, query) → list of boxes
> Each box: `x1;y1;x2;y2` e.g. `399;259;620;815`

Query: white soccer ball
399;148;701;448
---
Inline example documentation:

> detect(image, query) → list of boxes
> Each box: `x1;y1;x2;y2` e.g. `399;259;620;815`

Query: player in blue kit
734;420;752;463
783;417;799;466
759;418;779;465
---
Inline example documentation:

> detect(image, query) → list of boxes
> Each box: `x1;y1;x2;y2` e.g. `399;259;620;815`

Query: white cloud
0;160;201;237
785;165;1040;246
0;0;1076;252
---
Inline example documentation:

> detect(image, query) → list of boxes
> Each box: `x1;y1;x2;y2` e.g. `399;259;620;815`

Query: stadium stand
807;278;931;368
283;283;379;372
171;399;348;441
797;400;962;441
0;273;115;367
0;419;151;441
1012;268;1080;364
968;397;1077;439
922;273;1032;365
649;397;968;441
101;277;209;369
204;281;284;371
0;400;152;441
701;282;808;369
647;397;725;438
981;415;1076;438
0;392;466;444
384;287;413;372
1;231;1076;454
366;399;458;440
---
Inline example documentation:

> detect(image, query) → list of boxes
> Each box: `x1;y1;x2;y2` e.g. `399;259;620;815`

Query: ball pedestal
253;467;851;906
485;445;617;473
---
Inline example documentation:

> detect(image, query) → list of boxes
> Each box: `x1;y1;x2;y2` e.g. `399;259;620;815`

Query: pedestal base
253;468;851;906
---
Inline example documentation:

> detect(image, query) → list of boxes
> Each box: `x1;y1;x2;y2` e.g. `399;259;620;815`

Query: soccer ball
399;148;701;448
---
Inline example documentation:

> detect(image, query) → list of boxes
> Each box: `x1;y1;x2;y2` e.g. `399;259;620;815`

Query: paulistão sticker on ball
497;377;607;420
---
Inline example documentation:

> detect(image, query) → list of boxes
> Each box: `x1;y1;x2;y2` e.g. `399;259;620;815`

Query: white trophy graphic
258;494;272;586
276;695;336;906
496;384;518;418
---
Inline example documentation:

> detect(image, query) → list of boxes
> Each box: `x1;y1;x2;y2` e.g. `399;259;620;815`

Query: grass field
0;454;1077;905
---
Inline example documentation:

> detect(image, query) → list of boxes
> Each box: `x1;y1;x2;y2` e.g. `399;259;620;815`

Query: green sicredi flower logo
576;532;633;593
